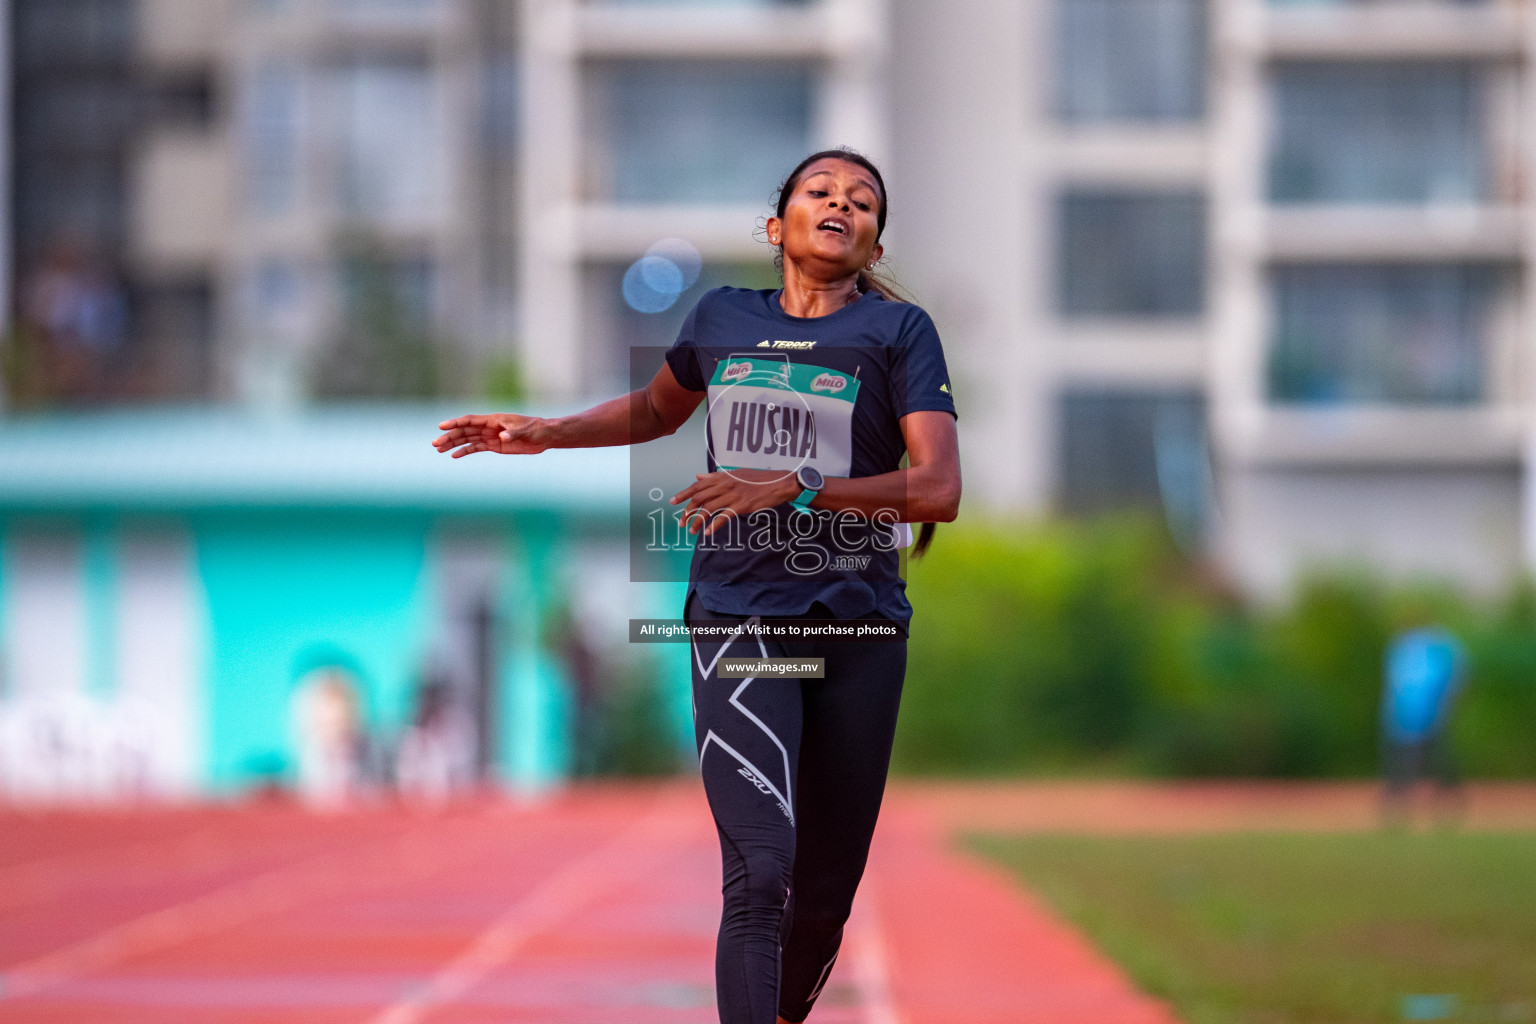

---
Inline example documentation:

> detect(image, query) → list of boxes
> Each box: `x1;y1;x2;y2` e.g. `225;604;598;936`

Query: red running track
0;781;1180;1024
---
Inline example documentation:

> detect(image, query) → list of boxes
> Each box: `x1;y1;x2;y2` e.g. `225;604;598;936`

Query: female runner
432;148;960;1024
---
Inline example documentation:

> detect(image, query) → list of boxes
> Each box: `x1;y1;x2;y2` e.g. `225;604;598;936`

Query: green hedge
895;518;1536;778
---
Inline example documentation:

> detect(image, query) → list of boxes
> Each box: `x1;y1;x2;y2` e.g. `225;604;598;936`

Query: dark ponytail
855;267;915;304
772;147;939;559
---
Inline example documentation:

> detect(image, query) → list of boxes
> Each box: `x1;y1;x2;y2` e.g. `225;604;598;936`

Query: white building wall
0;530;207;801
114;535;206;798
1;533;88;703
889;0;1045;512
1225;464;1523;599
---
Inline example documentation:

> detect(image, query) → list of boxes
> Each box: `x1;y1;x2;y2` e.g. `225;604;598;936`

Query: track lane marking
364;792;693;1024
0;809;514;1003
849;881;903;1024
0;826;246;915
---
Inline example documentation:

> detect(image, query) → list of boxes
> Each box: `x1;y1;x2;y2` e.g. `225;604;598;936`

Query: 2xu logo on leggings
737;766;792;821
708;356;860;478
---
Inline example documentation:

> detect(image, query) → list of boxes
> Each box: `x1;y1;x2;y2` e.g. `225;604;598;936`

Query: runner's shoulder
700;285;764;309
870;297;941;348
681;286;764;333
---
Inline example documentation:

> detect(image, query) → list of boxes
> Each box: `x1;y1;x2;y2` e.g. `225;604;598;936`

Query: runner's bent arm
815;410;960;521
433;363;703;457
671;410;960;533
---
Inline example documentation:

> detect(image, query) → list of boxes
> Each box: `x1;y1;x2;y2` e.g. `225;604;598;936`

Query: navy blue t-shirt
665;286;956;630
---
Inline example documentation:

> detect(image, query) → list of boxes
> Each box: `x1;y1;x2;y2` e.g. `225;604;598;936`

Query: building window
1269;63;1487;204
587;0;807;4
245;63;305;216
483;56;520;156
580;0;811;5
334;60;446;223
14;150;130;266
328;0;440;20
249;258;312;344
1268;0;1486;7
1268;264;1497;404
137;279;215;397
245;60;446;222
12;0;137;267
1055;0;1206;123
586;62;812;204
15;0;134;70
1056;191;1205;316
145;72;218;131
16;77;138;148
1058;390;1209;543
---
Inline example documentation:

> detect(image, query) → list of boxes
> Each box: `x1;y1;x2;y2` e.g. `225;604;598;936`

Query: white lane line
0;827;234;914
0;813;505;1003
364;794;690;1024
849;880;903;1024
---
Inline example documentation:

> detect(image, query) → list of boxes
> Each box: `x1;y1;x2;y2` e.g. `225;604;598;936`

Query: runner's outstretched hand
433;413;551;457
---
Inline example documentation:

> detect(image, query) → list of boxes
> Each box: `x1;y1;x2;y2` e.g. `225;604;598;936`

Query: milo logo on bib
810;373;846;394
707;355;860;478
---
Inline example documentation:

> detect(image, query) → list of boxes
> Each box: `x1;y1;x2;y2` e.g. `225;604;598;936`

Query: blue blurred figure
1381;624;1465;826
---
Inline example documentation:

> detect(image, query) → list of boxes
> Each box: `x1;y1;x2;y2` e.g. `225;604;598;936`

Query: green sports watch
790;466;823;516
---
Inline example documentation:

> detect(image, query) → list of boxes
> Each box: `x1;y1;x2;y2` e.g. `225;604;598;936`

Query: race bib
706;355;860;478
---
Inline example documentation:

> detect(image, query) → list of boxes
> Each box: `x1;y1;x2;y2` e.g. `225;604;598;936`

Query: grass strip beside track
971;830;1536;1024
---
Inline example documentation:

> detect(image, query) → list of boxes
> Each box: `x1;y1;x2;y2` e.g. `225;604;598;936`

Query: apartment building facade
6;0;1535;597
895;0;1534;596
1206;0;1534;595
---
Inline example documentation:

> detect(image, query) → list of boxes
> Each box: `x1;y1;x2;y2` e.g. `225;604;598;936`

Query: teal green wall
0;524;7;694
500;518;572;792
83;522;117;699
197;513;432;793
649;580;694;757
1;507;629;795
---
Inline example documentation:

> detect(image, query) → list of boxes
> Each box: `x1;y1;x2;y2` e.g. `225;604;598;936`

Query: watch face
797;467;824;491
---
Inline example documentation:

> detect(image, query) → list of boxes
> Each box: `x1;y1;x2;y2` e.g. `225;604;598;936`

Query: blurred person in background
19;239;129;404
545;600;604;777
291;664;365;809
395;670;477;803
433;148;960;1024
1381;614;1466;827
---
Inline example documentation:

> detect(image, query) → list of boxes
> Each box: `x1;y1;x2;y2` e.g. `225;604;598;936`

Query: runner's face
773;158;883;279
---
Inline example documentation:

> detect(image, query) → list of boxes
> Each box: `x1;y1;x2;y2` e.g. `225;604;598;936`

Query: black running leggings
685;591;907;1024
